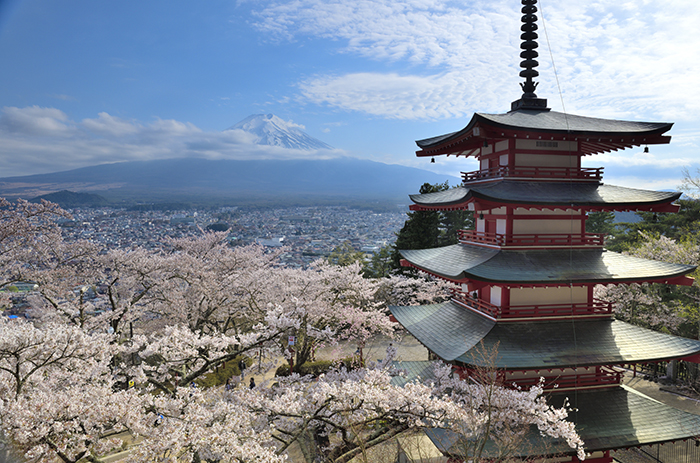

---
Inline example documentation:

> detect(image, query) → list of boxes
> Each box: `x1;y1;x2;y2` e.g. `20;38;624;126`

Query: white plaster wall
499;154;508;166
515;140;578;151
495;140;509;152
512;219;581;234
510;286;587;305
515;153;577;168
490;286;502;307
514;208;577;216
496;219;506;234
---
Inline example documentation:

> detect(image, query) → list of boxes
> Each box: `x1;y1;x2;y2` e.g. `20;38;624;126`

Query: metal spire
511;0;549;111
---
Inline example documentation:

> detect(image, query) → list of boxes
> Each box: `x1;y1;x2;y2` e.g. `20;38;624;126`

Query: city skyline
0;0;698;191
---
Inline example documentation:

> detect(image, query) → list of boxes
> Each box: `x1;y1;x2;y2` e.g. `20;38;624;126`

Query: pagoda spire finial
511;0;549;111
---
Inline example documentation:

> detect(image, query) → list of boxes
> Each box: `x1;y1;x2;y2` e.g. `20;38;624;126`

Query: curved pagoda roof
399;244;695;286
408;181;681;212
389;301;700;369
416;109;673;157
426;386;700;458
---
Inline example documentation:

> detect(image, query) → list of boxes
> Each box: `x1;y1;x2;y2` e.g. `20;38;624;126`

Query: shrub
197;356;250;388
275;357;358;377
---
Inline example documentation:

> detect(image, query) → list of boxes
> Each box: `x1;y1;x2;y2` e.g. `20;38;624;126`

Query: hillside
0;157;461;207
31;190;109;208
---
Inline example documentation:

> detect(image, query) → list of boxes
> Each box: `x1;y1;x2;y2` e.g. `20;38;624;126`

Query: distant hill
31;190;109;208
0;157;461;207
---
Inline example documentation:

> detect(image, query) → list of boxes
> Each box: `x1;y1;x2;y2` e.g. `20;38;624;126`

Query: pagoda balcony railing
462;166;603;183
508;366;622;391
450;288;613;319
453;365;622;391
458;230;605;248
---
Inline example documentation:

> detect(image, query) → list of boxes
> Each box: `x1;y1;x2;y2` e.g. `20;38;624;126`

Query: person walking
249;377;256;389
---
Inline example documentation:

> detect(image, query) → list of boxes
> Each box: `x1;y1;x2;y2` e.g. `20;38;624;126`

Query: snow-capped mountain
227;114;333;151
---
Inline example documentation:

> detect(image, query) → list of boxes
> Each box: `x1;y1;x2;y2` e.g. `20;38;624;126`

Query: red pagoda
390;1;700;462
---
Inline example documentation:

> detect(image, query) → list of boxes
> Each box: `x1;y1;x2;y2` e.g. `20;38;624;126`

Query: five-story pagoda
390;1;700;462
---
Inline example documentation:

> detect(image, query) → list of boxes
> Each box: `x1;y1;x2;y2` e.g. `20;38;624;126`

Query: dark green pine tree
391;182;473;273
585;211;616;235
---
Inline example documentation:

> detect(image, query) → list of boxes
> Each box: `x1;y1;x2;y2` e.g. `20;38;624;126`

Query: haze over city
0;0;699;191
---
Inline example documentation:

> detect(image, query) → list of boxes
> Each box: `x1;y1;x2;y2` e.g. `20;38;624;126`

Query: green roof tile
409;182;680;209
390;302;495;361
416;110;672;149
456;318;700;369
400;245;695;284
425;386;700;458
391;303;700;368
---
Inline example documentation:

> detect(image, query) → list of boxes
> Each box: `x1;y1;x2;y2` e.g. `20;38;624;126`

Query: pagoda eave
409;199;680;214
401;259;694;288
399;245;696;287
390;303;700;368
408;183;681;213
416;111;673;158
425;386;700;459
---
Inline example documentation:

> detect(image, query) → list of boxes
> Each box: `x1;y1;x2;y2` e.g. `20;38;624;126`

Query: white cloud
82;113;141;137
253;0;700;122
0;106;74;136
300;70;512;119
594;149;693;168
603;175;684;192
0;107;343;177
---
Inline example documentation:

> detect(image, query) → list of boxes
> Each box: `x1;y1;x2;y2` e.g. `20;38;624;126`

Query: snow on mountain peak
226;114;333;151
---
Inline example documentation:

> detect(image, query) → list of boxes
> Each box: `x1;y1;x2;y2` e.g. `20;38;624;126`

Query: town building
390;1;700;462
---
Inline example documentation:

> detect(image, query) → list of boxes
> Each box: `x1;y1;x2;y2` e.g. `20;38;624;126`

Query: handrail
462;166;603;182
458;230;605;247
508;366;622;390
450;288;613;319
452;365;622;390
449;288;501;318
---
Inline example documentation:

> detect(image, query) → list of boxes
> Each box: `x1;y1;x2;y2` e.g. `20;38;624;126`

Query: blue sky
0;0;698;191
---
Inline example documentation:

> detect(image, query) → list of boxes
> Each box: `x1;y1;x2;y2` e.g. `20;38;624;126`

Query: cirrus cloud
254;0;700;122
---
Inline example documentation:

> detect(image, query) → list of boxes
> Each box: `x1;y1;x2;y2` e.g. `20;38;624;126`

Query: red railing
450;288;613;319
462;166;603;182
458;229;605;247
452;365;622;391
508;366;622;391
449;288;501;318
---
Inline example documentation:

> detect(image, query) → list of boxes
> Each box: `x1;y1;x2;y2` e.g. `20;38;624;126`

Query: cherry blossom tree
0;198;70;289
1;320;583;463
0;318;146;463
125;348;584;463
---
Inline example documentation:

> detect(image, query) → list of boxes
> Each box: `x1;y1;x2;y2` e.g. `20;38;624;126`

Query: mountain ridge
0;157;461;206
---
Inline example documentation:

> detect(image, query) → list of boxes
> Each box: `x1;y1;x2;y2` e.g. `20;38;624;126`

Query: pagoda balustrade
452;365;622;391
450;288;613;319
458;229;605;248
462;166;603;183
508;366;622;391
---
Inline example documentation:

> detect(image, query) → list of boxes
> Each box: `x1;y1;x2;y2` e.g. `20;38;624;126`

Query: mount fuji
0;113;462;206
227;114;333;151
